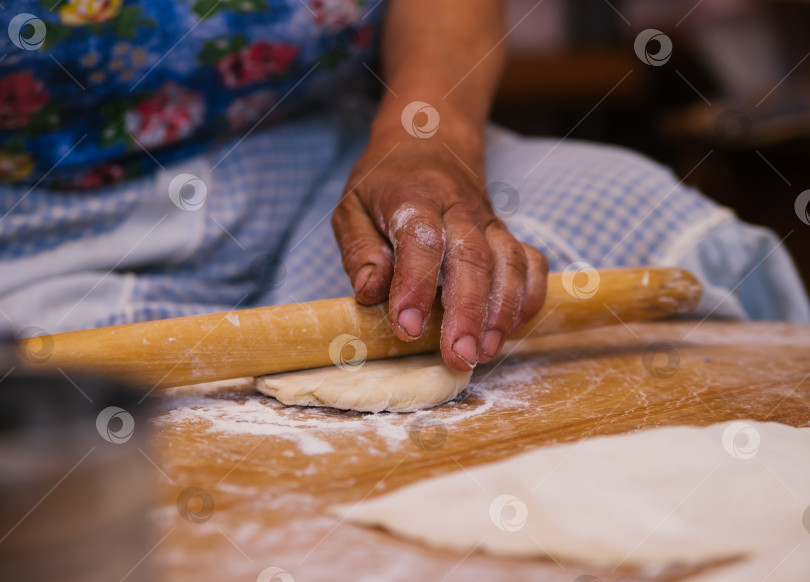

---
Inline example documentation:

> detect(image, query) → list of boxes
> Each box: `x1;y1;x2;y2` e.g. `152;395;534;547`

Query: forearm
372;0;507;148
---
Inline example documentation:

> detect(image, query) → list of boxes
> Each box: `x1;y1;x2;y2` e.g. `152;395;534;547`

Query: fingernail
397;307;423;338
481;330;503;358
354;264;375;295
452;335;478;368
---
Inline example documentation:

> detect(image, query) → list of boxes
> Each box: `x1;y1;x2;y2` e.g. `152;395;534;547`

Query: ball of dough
255;353;472;413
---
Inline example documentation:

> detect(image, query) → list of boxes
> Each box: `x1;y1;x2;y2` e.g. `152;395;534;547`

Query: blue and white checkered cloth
1;99;807;335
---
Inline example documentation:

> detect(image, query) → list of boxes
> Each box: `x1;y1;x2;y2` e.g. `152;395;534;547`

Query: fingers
386;202;445;341
332;164;548;372
519;242;549;326
331;191;394;305
440;218;549;370
477;221;528;363
439;209;495;371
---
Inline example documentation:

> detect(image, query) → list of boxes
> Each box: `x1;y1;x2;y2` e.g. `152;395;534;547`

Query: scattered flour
388;204;443;251
151;361;542;456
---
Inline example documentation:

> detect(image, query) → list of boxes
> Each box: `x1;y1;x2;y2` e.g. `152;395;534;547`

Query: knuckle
331;202;349;230
491;288;524;328
521;243;549;277
331;191;360;229
501;240;529;276
448;238;494;275
396;255;443;288
392;215;444;253
452;297;488;325
407;168;460;195
532;247;550;274
484;216;508;232
340;236;379;262
389;199;435;219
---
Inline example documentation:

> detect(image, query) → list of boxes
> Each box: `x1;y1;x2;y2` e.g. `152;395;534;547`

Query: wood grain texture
18;267;701;388
145;321;810;582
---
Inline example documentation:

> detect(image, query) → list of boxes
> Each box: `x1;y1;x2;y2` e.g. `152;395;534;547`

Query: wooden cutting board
144;321;810;581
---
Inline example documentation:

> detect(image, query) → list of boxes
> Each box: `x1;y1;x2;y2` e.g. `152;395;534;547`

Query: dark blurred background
492;0;810;294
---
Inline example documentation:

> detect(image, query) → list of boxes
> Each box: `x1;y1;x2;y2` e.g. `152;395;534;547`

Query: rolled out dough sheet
331;421;810;570
255;353;472;413
689;543;810;582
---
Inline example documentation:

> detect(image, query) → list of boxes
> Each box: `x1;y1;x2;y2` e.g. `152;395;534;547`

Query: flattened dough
331;421;810;569
689;543;810;582
255;353;472;413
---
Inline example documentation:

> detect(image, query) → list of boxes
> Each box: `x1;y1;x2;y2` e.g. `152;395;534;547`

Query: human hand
331;121;548;372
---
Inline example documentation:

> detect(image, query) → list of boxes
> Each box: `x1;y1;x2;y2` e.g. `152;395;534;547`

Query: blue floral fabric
0;0;383;189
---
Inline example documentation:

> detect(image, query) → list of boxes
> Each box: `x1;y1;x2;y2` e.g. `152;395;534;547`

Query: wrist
370;94;485;156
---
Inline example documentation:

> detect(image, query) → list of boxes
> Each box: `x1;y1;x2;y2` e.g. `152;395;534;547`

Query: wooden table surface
146;321;810;582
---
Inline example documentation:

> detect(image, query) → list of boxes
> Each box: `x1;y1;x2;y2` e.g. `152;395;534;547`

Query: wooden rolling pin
17;267;701;388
